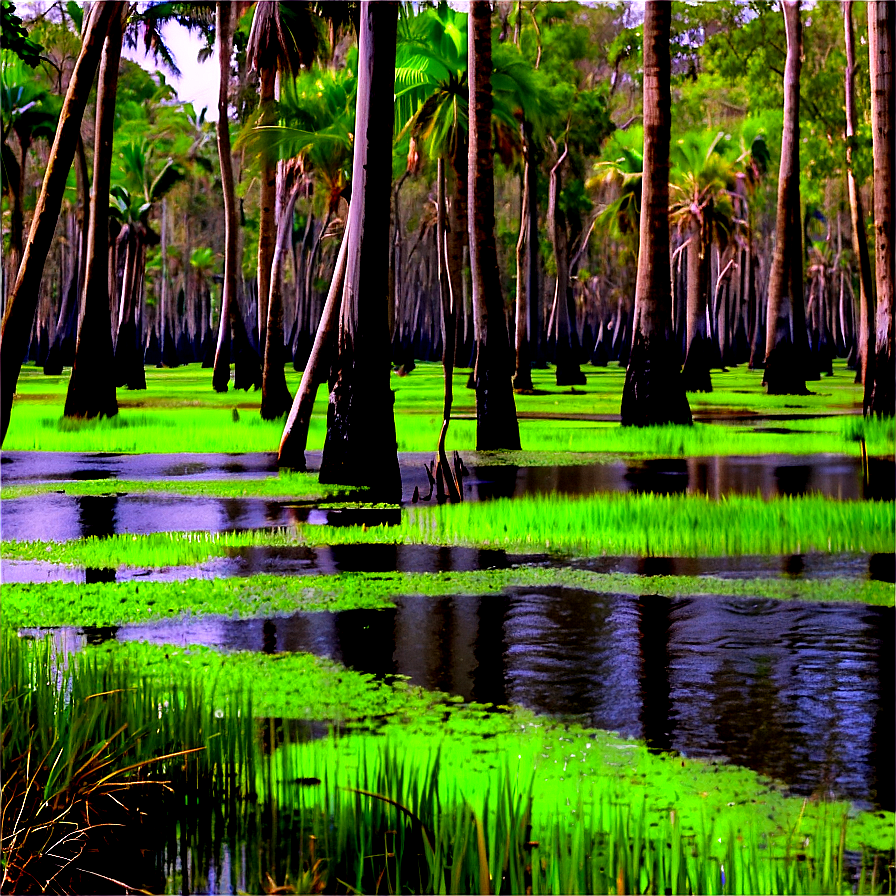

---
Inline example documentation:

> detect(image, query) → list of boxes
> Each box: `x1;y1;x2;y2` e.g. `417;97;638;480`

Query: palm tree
318;1;401;500
843;0;875;391
212;0;261;393
763;0;809;395
866;0;894;417
64;5;128;420
246;0;319;410
619;0;691;427
0;1;123;444
109;141;184;389
468;0;521;449
669;131;736;393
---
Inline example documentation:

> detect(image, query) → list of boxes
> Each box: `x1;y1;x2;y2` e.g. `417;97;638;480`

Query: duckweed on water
1;474;350;501
11;633;895;866
3;569;892;630
4;493;891;565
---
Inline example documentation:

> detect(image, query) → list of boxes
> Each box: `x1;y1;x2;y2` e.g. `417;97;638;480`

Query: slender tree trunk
447;135;469;369
113;225;145;390
0;2;121;444
468;0;521;449
278;217;350;469
213;0;261;393
548;143;585;387
64;8;125;420
620;1;691;426
763;0;809;394
257;64;277;355
682;210;713;391
867;0;895;416
318;1;401;500
512;147;532;390
261;167;298;419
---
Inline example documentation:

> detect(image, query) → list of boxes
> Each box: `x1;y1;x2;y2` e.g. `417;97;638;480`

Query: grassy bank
4;631;893;895
5;361;889;457
3;569;893;630
4;493;891;566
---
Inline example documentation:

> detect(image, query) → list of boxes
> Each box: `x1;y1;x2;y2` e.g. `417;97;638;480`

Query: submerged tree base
621;333;692;426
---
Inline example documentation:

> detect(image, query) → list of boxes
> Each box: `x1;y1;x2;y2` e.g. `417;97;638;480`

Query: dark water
29;590;893;812
3;547;892;585
2;451;892;542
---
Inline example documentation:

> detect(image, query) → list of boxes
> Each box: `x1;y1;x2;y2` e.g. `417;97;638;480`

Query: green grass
0;472;351;500
5;493;890;566
3;568;892;631
5;361;889;457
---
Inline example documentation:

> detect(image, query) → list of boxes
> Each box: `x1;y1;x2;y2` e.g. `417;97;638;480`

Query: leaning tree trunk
257;63;277;356
512;119;534;390
64;8;125;420
213;0;261;393
620;0;691;426
318;1;401;501
867;0;895;416
763;0;809;395
468;0;521;449
260;165;298;420
278;217;350;469
844;1;876;389
0;2;122;444
681;207;713;392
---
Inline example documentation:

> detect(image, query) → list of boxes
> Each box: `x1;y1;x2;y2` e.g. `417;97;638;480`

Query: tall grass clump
2;632;891;894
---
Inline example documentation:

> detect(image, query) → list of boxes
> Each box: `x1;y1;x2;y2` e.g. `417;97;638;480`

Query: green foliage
0;1;43;67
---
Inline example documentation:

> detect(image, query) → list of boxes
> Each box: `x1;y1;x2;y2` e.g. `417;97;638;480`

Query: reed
5;493;890;567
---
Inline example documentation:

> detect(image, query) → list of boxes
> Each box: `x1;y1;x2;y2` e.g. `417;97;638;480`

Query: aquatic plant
4;493;891;567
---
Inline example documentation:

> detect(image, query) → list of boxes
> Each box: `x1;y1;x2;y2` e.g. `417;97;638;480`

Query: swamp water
25;589;894;812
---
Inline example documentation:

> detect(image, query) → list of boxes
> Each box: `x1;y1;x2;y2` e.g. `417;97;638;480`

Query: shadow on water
41;591;894;813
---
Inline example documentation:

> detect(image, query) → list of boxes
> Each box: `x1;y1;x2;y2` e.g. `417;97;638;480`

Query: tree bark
468;0;521;449
512;146;533;390
620;1;691;426
0;1;122;444
257;64;277;355
260;166;298;419
867;0;895;416
213;0;261;393
64;7;125;420
278;217;350;469
763;0;809;395
681;209;713;392
318;2;401;500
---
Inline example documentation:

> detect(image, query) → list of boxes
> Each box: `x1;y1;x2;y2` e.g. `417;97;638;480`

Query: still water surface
34;589;894;812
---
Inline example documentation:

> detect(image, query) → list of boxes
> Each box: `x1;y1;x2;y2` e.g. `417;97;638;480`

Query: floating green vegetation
9;631;893;881
1;472;350;501
4;568;892;630
6;493;890;566
6;361;884;457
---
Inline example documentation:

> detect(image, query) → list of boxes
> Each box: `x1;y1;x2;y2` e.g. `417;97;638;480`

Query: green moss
1;473;350;501
4;569;891;630
6;493;889;566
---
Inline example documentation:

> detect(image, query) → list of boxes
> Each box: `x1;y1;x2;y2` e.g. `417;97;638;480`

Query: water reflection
46;591;893;811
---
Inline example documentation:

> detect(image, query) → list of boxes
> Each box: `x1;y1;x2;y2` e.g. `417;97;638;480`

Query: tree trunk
113;225;146;390
512;149;532;390
447;133;469;369
468;0;521;449
257;64;277;355
318;1;401;500
278;217;351;469
867;0;895;416
260;166;298;419
763;0;809;395
548;143;586;387
213;0;261;393
0;1;122;444
681;211;713;391
64;7;125;420
620;1;691;426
